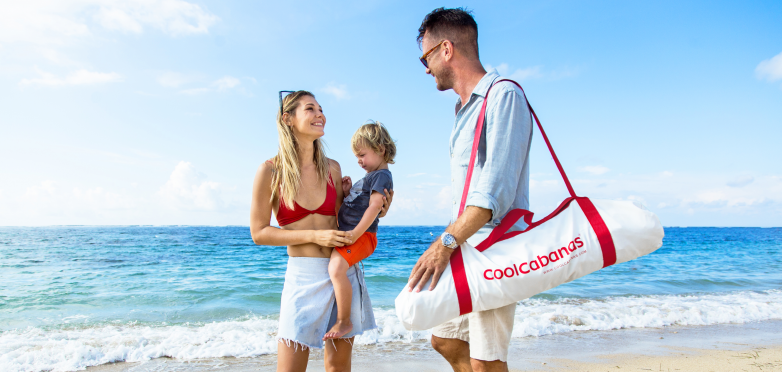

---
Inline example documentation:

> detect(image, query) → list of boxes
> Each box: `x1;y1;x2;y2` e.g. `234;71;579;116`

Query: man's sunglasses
419;40;445;69
279;90;295;115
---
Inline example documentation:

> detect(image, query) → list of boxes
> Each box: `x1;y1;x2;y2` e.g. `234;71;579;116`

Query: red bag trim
475;197;577;251
449;246;472;314
576;197;617;267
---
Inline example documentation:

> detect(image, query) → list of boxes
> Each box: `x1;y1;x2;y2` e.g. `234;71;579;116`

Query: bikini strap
265;159;276;174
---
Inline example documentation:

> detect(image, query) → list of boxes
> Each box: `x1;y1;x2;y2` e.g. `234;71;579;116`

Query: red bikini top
267;160;337;226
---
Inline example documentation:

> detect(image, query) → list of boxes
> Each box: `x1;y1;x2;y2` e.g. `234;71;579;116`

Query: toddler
324;120;395;340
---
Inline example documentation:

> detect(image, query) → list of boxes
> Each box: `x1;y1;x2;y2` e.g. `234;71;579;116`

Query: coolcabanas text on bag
395;79;664;331
483;236;585;280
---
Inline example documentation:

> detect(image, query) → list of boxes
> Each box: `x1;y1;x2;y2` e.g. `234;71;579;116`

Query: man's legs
432;303;517;372
470;359;508;372
431;335;472;372
431;336;510;372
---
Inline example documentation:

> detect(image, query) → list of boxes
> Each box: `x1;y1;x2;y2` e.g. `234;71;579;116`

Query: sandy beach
85;320;782;372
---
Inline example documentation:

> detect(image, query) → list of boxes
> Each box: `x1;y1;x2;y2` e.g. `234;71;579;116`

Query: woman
250;91;390;372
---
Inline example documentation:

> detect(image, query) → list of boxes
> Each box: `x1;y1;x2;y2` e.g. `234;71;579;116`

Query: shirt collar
456;71;500;106
472;71;500;98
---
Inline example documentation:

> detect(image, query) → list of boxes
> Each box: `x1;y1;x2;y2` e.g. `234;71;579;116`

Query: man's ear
443;40;454;62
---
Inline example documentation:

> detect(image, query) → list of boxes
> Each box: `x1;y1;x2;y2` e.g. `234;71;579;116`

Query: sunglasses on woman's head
279;90;295;115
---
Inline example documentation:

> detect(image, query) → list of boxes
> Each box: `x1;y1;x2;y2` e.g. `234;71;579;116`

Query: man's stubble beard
434;64;455;91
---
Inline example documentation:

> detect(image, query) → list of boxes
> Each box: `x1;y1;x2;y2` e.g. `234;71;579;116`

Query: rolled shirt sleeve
465;85;533;225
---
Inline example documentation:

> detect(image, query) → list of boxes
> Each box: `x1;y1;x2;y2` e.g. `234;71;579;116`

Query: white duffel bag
395;79;664;331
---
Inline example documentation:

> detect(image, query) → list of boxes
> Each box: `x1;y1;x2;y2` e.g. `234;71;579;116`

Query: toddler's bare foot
323;320;353;340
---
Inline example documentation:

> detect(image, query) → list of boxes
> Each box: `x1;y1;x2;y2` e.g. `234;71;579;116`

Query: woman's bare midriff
281;213;338;258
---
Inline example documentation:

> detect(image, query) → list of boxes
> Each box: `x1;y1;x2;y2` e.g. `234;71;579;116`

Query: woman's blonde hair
351;120;397;164
270;90;331;209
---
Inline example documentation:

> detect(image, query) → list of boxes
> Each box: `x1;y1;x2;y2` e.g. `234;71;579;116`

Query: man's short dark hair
417;7;479;59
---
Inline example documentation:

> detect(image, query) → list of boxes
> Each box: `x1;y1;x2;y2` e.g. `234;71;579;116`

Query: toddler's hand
342;176;352;197
346;230;357;244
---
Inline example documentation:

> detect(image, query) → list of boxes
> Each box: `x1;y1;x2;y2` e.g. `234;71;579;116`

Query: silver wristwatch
440;232;458;249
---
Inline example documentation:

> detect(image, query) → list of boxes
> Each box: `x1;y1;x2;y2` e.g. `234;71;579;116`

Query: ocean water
1;226;781;371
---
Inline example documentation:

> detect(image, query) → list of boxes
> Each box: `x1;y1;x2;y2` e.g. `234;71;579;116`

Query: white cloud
24;180;57;199
727;175;754;188
485;63;577;81
379;184;451;225
530;179;560;189
95;6;144;34
159;161;223;210
72;187;136;209
323;82;350;100
157;71;192;87
756;51;782;82
20;67;123;86
0;2;91;46
39;48;79;65
175;76;241;94
0;0;219;47
212;76;241;92
486;63;510;75
579;165;610;175
528;172;782;226
510;66;543;81
19;180;63;216
390;186;450;212
179;87;210;95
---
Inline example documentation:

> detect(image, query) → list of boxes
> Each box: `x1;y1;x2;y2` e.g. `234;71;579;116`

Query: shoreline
84;319;782;372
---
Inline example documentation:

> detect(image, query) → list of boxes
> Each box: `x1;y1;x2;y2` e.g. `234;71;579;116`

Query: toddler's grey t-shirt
338;169;393;233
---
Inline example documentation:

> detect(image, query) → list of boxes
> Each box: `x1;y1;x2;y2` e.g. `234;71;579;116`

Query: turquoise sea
1;226;781;371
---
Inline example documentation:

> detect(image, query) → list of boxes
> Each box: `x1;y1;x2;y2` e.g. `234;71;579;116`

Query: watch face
443;234;455;247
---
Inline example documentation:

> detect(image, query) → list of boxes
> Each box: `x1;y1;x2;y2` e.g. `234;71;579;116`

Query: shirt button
453;201;456;205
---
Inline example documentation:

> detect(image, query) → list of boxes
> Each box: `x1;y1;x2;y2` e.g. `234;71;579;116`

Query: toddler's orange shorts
335;232;377;266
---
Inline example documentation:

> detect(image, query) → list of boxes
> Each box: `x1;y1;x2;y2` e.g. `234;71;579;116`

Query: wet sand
86;320;782;371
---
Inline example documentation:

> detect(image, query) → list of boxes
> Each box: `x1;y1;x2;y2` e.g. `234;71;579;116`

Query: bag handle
457;79;576;217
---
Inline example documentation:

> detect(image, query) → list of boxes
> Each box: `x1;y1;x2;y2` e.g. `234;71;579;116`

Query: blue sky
1;0;780;227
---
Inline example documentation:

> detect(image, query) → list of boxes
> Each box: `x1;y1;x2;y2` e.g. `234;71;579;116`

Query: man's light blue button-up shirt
450;71;533;234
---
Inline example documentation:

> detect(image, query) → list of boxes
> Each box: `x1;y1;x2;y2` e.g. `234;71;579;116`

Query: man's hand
408;240;453;292
378;189;394;218
406;207;491;292
341;176;352;198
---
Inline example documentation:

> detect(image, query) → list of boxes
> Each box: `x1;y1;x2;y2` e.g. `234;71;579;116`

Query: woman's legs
276;340;310;372
325;249;353;339
324;337;354;372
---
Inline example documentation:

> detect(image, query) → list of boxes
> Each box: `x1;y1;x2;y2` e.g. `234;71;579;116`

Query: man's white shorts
431;302;517;362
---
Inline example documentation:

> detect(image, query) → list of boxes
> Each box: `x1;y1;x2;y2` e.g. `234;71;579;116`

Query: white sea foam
510;289;782;337
2;290;781;372
0;317;280;372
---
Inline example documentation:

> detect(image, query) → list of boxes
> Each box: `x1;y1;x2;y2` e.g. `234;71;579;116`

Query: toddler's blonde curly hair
351;120;397;164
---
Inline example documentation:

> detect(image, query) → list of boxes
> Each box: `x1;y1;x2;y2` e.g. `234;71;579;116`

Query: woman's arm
331;159;344;217
378;189;394;218
250;162;351;247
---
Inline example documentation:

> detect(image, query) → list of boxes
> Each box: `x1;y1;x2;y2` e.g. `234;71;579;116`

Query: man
408;7;533;372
